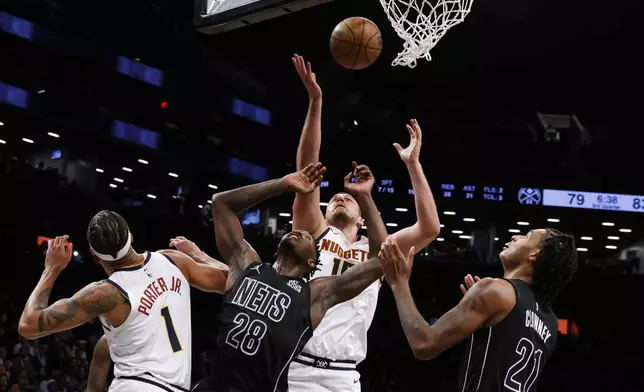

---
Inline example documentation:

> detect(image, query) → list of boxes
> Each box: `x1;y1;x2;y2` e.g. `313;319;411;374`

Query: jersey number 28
225;313;268;356
503;338;543;392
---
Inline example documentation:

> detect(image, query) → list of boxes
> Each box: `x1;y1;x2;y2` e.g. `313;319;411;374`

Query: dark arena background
1;0;643;390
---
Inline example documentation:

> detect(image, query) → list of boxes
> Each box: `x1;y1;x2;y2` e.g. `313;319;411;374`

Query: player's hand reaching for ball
394;119;422;165
292;54;322;99
285;162;326;194
378;236;415;288
344;162;375;195
459;274;481;295
45;235;73;273
169;236;201;259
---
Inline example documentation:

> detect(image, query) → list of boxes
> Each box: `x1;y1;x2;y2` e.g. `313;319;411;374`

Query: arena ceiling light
0;122;4;126
607;236;619;240
122;167;133;172
619;228;632;233
22;138;34;144
386;223;398;227
463;218;475;222
436;238;444;242
114;178;124;183
353;120;358;126
47;132;60;138
577;247;588;252
508;229;520;233
361;226;367;229
96;168;104;173
451;230;463;234
279;213;291;217
319;202;329;206
288;220;293;224
207;200;212;204
168;172;179;178
605;245;617;250
109;184;117;188
440;224;445;228
547;218;560;223
198;204;203;209
494;237;499;241
147;194;157;199
602;222;615;226
0;139;5;144
208;184;218;189
580;236;593;241
517;221;530;226
138;159;149;164
459;235;472;239
443;211;456;215
395;208;408;212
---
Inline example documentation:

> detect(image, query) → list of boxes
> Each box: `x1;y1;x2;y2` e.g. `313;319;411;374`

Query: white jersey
100;251;192;392
299;226;380;363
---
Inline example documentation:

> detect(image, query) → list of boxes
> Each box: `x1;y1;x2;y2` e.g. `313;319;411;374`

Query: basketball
330;17;382;70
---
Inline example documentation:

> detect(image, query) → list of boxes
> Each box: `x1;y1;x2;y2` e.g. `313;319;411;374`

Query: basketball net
379;0;474;68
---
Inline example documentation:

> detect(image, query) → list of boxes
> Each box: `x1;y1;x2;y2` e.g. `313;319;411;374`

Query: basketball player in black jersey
194;162;388;392
379;229;578;392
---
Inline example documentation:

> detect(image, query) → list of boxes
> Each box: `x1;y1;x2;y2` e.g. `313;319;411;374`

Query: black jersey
457;279;558;392
210;262;313;392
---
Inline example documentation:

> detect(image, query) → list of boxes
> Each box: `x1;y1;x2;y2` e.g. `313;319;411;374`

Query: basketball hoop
379;0;474;68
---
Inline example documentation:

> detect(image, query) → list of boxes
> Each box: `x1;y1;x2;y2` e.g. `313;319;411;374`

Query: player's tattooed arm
20;280;125;340
169;236;229;274
309;257;383;328
159;249;227;294
292;55;327;238
212;163;326;282
87;335;112;392
380;238;514;360
343;162;388;257
391;120;441;255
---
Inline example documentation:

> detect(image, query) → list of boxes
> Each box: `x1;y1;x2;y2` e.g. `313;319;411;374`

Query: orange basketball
330;17;382;70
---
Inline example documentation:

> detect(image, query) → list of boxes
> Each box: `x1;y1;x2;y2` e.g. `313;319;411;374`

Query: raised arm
158;249;227;293
343;162;388;257
291;54;327;237
391;120;441;255
212;163;326;284
87;335;112;392
309;257;383;328
379;238;514;360
19;236;127;340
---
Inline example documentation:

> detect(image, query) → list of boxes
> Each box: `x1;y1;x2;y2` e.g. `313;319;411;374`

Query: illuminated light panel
320;202;329;206
147;194;157;199
463;218;475;222
459;235;472;239
198;205;203;209
547;218;560;223
208;184;218;189
619;228;632;233
440;224;445;228
168;172;179;178
114;178;124;183
509;229;520;233
436;238;444;242
605;245;617;250
580;236;593;241
207;200;212;204
386;223;398;227
517;221;529;226
109;184;117;188
396;208;408;212
122;167;133;172
443;211;456;215
0;139;5;144
494;237;499;241
602;222;615;227
22;138;34;144
577;247;588;252
607;236;619;240
452;230;463;234
279;213;291;217
288;220;293;224
138;159;149;164
47;132;60;138
96;168;104;173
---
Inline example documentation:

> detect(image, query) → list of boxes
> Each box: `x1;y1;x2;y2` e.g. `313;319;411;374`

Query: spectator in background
0;373;8;392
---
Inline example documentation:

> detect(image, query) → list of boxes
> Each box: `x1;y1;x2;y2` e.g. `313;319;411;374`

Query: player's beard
327;209;356;231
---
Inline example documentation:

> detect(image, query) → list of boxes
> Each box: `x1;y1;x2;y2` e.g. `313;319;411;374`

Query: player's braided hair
87;210;130;261
306;245;322;281
532;229;578;311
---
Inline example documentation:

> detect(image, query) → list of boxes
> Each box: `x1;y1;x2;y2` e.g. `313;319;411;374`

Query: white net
379;0;474;68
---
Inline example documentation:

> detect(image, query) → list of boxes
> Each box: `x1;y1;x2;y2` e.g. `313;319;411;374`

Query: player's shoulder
468;278;516;310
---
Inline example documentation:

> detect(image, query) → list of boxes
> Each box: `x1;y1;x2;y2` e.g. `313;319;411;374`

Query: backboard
194;0;335;35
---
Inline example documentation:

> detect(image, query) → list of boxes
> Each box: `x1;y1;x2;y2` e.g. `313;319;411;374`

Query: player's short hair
306;244;322;281
87;210;130;260
532;229;578;311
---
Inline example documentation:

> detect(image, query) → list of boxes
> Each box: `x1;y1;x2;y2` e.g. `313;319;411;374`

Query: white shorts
109;376;189;392
288;359;361;392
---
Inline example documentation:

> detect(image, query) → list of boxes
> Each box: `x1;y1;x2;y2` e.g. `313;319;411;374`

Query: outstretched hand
45;235;73;273
169;236;201;258
394;119;422;165
379;236;415;288
292;54;322;99
284;162;326;194
459;274;481;295
344;161;375;195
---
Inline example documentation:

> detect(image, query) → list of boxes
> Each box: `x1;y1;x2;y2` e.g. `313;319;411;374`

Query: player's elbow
411;341;439;360
18;319;38;340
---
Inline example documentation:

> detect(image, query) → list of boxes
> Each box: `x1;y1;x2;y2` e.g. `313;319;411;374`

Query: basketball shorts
109;376;190;392
288;355;361;392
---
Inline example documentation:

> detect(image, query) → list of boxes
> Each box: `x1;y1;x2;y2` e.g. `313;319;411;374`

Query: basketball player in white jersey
288;55;442;391
19;210;229;392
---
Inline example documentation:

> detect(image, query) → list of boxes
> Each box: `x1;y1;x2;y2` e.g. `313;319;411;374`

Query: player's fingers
393;143;404;154
311;166;326;181
407;246;415;262
460;284;467;295
302;162;315;176
313;175;324;188
474;276;481;282
413;119;422;140
344;172;353;183
54;236;62;248
306;62;313;76
406;124;415;139
65;241;74;259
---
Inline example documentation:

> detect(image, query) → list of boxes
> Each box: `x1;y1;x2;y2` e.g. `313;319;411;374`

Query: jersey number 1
161;306;183;353
503;338;543;392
